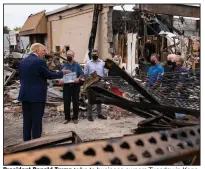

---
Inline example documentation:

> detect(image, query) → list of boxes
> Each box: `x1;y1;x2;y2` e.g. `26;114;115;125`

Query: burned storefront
109;4;200;75
17;4;200;73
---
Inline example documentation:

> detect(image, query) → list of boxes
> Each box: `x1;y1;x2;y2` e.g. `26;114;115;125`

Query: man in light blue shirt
84;50;107;121
84;58;107;77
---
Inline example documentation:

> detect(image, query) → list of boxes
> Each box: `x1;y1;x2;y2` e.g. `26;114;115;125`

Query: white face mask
114;60;119;65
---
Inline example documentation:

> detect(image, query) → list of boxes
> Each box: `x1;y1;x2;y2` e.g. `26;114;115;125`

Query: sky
4;4;199;30
4;4;67;29
3;4;135;30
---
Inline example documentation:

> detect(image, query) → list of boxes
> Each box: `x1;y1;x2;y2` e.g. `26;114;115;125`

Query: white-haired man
164;54;177;72
58;50;83;124
18;43;69;141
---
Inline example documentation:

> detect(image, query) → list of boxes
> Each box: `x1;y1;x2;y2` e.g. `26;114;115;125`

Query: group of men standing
17;42;187;142
58;49;107;124
146;53;186;88
18;43;107;141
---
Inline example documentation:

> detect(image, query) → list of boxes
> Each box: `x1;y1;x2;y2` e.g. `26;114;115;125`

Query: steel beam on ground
4;131;82;155
4;125;200;165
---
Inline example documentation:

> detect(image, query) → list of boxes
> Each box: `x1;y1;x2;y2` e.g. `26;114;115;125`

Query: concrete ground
4;111;144;148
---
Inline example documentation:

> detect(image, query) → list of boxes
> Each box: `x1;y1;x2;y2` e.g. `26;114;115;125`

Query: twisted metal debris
4;125;200;165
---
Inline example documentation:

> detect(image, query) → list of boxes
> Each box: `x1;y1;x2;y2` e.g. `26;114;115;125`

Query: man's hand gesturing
58;79;64;85
62;68;70;74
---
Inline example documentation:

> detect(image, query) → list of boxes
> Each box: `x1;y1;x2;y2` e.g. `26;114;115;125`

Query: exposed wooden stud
108;32;113;43
113;33;119;54
127;33;133;74
131;33;137;75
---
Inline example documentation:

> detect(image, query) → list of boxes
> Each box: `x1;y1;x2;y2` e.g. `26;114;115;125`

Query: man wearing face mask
84;49;107;121
164;54;177;72
147;54;164;88
58;50;83;124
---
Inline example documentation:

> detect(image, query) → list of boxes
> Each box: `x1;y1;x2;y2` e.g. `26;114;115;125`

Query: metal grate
102;69;200;111
142;69;200;111
4;125;200;165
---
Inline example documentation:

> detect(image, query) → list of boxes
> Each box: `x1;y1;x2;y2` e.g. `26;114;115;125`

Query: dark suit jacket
18;53;63;102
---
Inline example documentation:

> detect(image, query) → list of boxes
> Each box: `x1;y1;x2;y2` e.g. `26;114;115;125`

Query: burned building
19;4;200;73
4;4;201;165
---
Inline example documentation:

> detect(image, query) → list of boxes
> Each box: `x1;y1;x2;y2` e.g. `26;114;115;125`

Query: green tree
14;26;22;32
4;26;10;34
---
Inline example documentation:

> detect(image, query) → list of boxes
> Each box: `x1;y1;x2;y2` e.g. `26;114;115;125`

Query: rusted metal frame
87;88;155;119
135;118;176;134
170;119;199;127
125;98;199;117
138;115;164;126
89;85;199;117
132;126;175;135
88;86;173;125
146;123;175;127
4;125;200;165
104;59;160;104
88;85;199;129
136;102;199;117
4;131;82;155
142;112;174;126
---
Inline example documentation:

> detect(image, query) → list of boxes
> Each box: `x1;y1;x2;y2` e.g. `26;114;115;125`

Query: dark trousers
22;102;45;141
63;84;80;120
87;104;102;118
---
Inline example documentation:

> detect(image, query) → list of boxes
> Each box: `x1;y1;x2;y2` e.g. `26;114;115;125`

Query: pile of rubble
4;78;90;121
4;52;136;122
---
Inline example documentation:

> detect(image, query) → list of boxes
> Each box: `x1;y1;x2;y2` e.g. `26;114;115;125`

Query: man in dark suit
18;43;69;141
